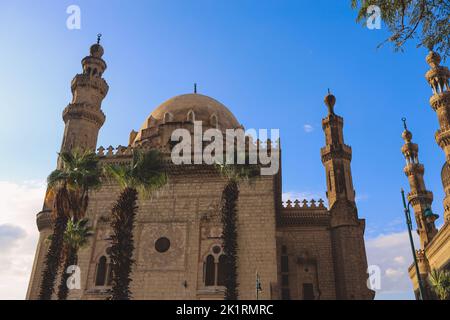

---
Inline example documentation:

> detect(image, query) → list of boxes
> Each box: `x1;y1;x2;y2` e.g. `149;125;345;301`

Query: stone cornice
36;209;52;231
435;125;450;149
429;91;450;111
71;74;109;97
407;190;433;206
320;144;352;162
403;163;424;176
63;103;106;127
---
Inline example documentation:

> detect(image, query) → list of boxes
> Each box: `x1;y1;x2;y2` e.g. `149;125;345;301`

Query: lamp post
400;188;426;300
256;271;262;300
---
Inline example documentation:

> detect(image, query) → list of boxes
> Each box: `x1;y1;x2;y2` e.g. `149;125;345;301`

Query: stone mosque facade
26;40;374;300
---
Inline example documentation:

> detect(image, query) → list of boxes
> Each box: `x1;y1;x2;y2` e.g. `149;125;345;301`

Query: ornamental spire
400;119;438;248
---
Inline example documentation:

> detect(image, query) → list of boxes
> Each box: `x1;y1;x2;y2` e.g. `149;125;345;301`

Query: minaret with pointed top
321;91;355;207
401;119;438;248
426;51;450;158
60;34;109;158
321;92;374;300
425;51;450;222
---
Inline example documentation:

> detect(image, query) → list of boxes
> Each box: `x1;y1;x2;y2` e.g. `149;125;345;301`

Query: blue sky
0;0;445;300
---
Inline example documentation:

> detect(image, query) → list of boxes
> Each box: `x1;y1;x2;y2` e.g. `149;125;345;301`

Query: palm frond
63;217;93;251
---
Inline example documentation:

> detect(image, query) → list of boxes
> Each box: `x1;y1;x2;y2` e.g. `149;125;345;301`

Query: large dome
133;93;240;144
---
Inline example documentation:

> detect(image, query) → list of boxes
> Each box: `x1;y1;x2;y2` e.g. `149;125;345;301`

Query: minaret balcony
62;103;106;127
429;91;450;110
435;126;450;148
403;163;424;176
320;144;352;162
36;209;52;232
71;74;109;97
407;190;433;207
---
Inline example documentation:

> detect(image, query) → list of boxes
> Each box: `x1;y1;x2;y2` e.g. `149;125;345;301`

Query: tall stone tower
321;92;355;207
321;92;373;299
26;38;109;299
426;51;450;222
401;120;438;248
60;35;108;156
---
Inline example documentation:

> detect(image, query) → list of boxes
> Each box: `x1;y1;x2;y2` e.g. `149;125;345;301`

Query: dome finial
401;117;413;142
324;89;336;115
402;117;408;130
89;34;104;58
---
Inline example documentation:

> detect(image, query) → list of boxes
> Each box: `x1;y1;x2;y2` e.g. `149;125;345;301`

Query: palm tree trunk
221;180;239;300
110;187;138;300
57;247;78;300
39;211;68;300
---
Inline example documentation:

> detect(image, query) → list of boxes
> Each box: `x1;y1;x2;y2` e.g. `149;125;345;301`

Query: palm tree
57;218;93;300
429;269;450;300
105;149;167;300
39;150;101;300
216;162;259;300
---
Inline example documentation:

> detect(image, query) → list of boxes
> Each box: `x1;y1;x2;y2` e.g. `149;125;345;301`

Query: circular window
212;245;222;254
155;237;171;253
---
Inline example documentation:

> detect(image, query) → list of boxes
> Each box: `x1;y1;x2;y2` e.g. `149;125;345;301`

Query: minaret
321;92;374;300
425;51;450;222
321;91;355;207
26;36;109;299
60;34;109;157
401;119;438;248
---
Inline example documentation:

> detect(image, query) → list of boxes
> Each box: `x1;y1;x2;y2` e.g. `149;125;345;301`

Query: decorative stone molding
62;103;106;127
36;209;52;231
71;74;109;97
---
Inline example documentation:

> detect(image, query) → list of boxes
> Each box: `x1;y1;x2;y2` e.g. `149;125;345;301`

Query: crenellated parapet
278;199;329;226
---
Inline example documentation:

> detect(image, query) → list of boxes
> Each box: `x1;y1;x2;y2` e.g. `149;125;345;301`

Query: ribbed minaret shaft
401;120;438;248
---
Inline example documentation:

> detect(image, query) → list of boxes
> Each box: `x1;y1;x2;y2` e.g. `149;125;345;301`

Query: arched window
95;256;107;286
210;114;218;128
203;245;226;287
204;255;215;286
163;112;173;124
106;261;113;286
217;255;227;286
187;110;195;123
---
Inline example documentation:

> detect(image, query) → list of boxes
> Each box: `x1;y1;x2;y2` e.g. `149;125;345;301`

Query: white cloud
0;180;46;300
366;230;419;300
385;268;405;279
303;124;314;133
394;256;406;265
